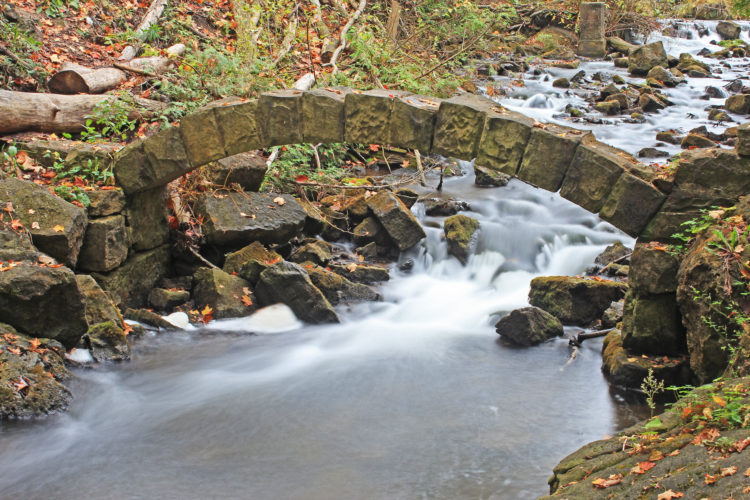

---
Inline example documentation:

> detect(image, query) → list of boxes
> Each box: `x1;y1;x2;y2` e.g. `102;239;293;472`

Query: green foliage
668;380;749;430
262;143;352;192
45;151;114;185
641;368;665;417
728;0;750;17
668;208;719;255
53;185;91;207
0;18;46;89
39;0;79;18
62;94;138;142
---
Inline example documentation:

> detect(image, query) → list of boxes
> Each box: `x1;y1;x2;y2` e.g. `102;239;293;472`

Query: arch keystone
205;98;263;156
345;89;411;145
559;140;628;213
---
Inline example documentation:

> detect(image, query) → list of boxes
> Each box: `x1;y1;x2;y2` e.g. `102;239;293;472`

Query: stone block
639;210;700;242
194;192;307;247
367;191;426;251
92;245;171;308
476;106;535;174
344;89;410;145
599;174;666;237
517;124;589;191
559;141;628;213
112;140;149;194
140;127;193;189
125;187;169;252
389;94;441;152
672;148;750;206
208;99;263;156
577;2;607;58
433;94;497;160
302;87;350;143
180;107;226;167
737;122;750;156
258;89;304;146
87;188;126;217
206;152;267;191
77;215;128;272
629;242;680;295
621;291;685;356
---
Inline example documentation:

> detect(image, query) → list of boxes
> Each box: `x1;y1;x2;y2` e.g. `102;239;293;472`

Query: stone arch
113;87;670;238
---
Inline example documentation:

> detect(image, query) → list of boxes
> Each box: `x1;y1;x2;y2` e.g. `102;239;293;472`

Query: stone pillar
577;2;607;58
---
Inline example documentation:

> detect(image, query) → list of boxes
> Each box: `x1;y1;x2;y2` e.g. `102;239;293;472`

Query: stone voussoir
344;89;411;145
258;89;304;146
476;105;535;175
433;94;496;160
389;94;442;152
302;87;350;144
517;123;590;191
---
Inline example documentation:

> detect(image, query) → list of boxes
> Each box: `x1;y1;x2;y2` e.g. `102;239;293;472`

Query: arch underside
113;87;743;241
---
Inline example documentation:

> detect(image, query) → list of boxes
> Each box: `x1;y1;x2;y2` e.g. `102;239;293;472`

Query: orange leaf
733;437;750;453
10;219;23;231
200;305;214;324
720;466;737;477
3;202;13;213
295;174;309;183
704;473;717;485
592;474;622;489
52;224;65;232
241;295;253;307
369;144;380;152
657;490;684;500
630;461;656;475
713;395;727;407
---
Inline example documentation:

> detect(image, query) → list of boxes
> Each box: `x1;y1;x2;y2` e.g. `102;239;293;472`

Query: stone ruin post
577;2;607;58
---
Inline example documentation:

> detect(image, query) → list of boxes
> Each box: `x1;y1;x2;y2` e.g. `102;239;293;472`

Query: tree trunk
47;63;126;94
0;90;167;135
385;0;401;43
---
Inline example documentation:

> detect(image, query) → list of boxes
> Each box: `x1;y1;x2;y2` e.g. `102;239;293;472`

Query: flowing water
2;20;746;500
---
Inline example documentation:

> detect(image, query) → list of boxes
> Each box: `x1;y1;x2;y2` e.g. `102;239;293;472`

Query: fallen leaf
720;466;737;477
31;222;40;229
11;377;29;391
734;437;750;453
52;224;65;232
10;219;23;231
704;473;717;485
630;461;656;474
668;449;680;456
295;174;309;183
649;450;664;461
745;467;750;477
657;490;684;500
592;474;622;489
346;263;357;273
273;197;285;206
200;305;213;324
3;202;13;213
241;295;253;307
713;395;727;407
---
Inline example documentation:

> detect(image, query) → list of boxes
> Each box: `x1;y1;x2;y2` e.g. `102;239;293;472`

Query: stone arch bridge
114;87;750;241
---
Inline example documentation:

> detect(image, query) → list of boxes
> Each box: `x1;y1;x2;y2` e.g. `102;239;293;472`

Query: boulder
223;241;283;285
444;214;480;264
255;261;339;324
681;133;715;149
637;147;669;158
83;321;130;362
77;215;128;272
0;177;87;267
0;261;87;348
656;130;682;145
420;197;470;216
676;53;711;74
192;267;255;319
552;78;570;88
594;241;631;267
495;306;563;346
367;191;425;251
677;229;749;383
725;94;750;114
601;300;624;328
607;36;636;54
329;263;390;284
621;291;686;356
708;109;731;122
75;274;125;329
628;41;667;75
290;240;333;266
194;192;307;247
474;165;510;187
148;288;190;310
352;216;391;247
92;245;171;308
717;20;741;40
528;276;628;326
204;151;267;191
0;230;39;262
0;324;71;418
305;265;380;304
601;329;691;389
596;100;620;115
639;93;665;112
646;65;679;87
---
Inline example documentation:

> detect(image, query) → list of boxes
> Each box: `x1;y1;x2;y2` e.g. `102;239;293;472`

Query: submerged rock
717;20;741;40
367;191;426;251
83;321;130;362
628;41;667;75
444;214;480;265
474;165;510;187
255;261;339;324
495;306;563;346
529;276;628;326
0;324;71;419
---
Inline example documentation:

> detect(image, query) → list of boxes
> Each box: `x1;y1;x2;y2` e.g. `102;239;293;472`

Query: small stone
495;306;563;346
656;130;683;144
681;133;715;149
639;93;665;112
367;191;425;251
474;165;510;187
290;240;333;266
192;267;255;319
552;77;570;88
708;108;732;122
148;288;191;310
84;321;130;362
420;197;470;216
637;147;670;158
444;215;480;265
596;100;620;115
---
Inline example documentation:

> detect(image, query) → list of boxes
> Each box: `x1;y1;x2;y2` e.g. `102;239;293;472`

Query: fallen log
47;63;126;94
119;0;170;61
123;43;186;74
0;89;167;135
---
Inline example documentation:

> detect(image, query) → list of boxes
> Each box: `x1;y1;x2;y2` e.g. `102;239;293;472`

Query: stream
1;20;747;500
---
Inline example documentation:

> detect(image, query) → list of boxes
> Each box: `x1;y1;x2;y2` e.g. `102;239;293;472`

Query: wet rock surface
495;306;563;346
